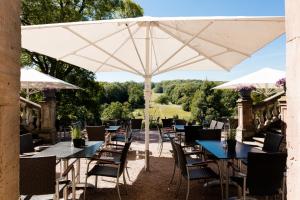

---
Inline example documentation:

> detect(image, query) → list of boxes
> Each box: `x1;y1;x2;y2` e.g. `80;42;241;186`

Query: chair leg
116;176;122;200
123;172;128;195
169;161;177;187
95;175;98;188
84;175;89;200
175;175;182;198
126;166;131;181
186;179;190;200
159;142;163;157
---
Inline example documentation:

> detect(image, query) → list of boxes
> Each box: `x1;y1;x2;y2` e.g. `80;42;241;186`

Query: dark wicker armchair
20;156;76;200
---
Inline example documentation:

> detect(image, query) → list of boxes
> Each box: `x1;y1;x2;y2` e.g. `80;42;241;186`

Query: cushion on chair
87;165;119;178
184;167;218;180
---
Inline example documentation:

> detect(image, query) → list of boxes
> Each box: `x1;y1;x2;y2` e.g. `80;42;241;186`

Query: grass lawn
132;91;192;121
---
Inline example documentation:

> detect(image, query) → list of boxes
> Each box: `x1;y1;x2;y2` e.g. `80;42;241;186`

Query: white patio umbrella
21;16;285;170
21;68;80;99
213;67;286;89
21;68;80;90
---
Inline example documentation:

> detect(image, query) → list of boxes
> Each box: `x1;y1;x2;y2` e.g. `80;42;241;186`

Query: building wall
286;0;300;199
0;0;21;199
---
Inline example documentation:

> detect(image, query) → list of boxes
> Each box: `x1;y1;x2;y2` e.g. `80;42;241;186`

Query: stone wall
0;0;21;199
286;0;300;199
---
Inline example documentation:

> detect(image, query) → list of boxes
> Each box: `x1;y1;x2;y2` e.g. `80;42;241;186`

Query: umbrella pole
144;76;152;171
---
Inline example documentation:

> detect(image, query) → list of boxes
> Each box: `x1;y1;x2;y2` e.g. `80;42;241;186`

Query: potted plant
235;85;256;99
227;129;236;152
71;125;84;147
276;78;286;92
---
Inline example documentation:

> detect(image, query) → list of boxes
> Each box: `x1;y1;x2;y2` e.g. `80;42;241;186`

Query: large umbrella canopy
213;67;286;89
21;16;285;170
21;68;80;90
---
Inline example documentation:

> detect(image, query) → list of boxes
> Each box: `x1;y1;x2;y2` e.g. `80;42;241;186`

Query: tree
101;102;132;120
190;81;224;123
155;94;170;105
127;82;144;108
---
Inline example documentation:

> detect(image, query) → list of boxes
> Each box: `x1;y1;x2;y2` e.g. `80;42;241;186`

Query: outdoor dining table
173;124;185;132
34;141;104;190
195;140;264;200
105;125;121;132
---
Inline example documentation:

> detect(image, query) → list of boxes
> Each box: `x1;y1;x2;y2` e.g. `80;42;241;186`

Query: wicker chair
20;156;76;200
86;125;106;141
84;141;132;200
174;142;223;200
231;152;287;200
157;124;175;156
168;138;204;188
129;118;143;139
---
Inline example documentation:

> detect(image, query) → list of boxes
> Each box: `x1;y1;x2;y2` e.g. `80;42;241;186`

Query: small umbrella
21;16;285;170
21;68;80;90
213;67;285;89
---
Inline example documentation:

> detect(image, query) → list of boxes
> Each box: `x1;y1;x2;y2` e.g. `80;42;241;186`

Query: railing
252;91;285;132
20;97;41;131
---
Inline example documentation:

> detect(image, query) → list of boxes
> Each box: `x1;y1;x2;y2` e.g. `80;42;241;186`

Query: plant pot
73;139;83;148
227;139;236;152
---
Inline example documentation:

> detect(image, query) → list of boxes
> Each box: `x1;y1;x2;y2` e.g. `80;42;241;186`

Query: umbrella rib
154;57;207;76
157;24;229;72
95;25;140;72
152;54;199;75
74;54;140;76
63;26;144;76
159;22;251;57
126;24;146;74
58;23;137;60
153;50;228;76
149;27;159;70
155;21;214;73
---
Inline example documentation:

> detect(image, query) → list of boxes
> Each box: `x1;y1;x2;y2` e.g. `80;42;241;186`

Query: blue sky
96;0;285;82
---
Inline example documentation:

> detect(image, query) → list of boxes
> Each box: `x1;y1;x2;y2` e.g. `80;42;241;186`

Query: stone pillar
285;0;300;199
0;0;21;199
236;98;255;142
40;89;57;144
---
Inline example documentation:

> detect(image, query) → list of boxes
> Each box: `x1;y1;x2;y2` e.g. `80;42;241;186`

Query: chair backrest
86;126;105;141
20;133;34;154
247;152;287;196
174;142;188;177
215;121;224;129
209;120;217;129
199;129;221;140
262;133;283;152
162;118;174;128
130;119;143;130
175;119;187;125
184;125;203;145
103;120;119;126
20;156;56;195
170;138;178;166
119;141;132;175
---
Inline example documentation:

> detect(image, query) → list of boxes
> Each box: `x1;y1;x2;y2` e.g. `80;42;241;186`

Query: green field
132;92;192;121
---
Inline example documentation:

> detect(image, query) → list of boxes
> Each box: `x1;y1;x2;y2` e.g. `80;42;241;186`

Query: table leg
63;159;69;199
76;158;80;183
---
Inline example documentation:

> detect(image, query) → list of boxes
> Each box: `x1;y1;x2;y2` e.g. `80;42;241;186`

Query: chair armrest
227;161;241;172
100;149;122;154
235;172;247;178
61;163;75;177
187;160;217;168
184;150;203;156
106;143;125;147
